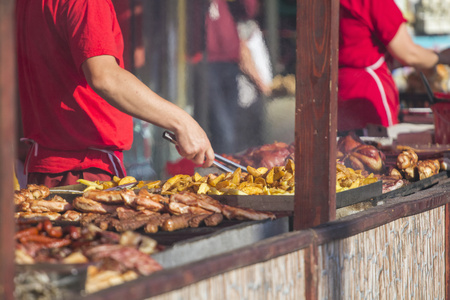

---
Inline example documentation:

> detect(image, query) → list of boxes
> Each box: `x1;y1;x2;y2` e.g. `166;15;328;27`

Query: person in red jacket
338;0;450;133
15;0;214;187
205;0;259;154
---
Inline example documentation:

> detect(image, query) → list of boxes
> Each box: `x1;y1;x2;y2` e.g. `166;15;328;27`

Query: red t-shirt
16;0;133;175
338;0;406;131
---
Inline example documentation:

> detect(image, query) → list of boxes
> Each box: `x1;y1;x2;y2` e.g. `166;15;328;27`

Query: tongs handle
420;71;436;105
162;131;235;173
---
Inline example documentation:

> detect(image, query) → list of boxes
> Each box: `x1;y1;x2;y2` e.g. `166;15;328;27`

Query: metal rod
212;161;234;173
104;182;138;191
214;154;247;171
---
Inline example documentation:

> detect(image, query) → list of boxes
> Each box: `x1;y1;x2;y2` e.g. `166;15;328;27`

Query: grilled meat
15;211;61;221
188;214;212;228
84;244;163;276
24;197;73;213
170;191;223;213
138;189;170;205
417;159;440;180
204;213;224;227
168;201;212;215
112;211;159;232
83;189;124;204
161;214;194;232
144;214;170;234
120;189;165;212
73;197;121;214
27;184;50;199
222;205;275;221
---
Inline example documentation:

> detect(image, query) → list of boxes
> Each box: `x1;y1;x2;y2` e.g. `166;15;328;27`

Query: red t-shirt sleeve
370;0;406;45
340;0;406;47
61;0;123;71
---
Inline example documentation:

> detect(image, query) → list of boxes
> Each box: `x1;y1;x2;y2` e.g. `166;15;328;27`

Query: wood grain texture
294;0;339;231
138;207;445;300
446;203;450;299
0;1;17;299
147;252;307;300
318;206;446;299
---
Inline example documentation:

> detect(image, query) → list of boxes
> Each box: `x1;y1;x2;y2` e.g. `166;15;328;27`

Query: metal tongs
162;131;247;173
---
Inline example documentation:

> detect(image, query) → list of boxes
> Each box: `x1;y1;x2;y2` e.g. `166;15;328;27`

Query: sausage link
15;227;39;240
43;239;72;248
42;219;53;233
47;227;63;238
68;226;81;240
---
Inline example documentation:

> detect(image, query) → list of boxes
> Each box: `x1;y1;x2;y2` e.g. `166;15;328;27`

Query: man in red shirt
16;0;214;187
338;0;450;133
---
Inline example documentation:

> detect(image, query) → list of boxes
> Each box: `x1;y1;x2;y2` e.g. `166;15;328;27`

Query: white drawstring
20;138;38;177
364;56;394;127
88;147;126;178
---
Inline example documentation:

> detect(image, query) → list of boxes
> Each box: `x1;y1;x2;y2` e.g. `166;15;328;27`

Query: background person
236;19;273;151
338;0;450;134
205;0;259;154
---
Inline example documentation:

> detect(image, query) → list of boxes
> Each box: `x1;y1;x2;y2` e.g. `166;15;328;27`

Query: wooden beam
0;0;17;299
446;203;450;299
304;243;319;299
294;0;338;230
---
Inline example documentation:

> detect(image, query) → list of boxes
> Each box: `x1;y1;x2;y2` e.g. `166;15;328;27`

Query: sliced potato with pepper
101;181;116;190
77;179;103;191
118;176;137;186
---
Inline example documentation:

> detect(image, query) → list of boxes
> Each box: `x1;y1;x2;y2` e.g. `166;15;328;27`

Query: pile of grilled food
221;133;445;194
15;218;162;294
13;135;446;294
15;184;276;231
14;179;276;294
336;132;443;193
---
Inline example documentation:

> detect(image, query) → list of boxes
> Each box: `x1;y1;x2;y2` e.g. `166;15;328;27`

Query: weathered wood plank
446;203;450;298
318;207;445;299
0;1;17;299
294;0;338;230
304;244;319;300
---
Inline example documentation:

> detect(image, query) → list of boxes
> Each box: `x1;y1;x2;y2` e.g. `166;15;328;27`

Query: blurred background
111;0;298;180
16;0;450;182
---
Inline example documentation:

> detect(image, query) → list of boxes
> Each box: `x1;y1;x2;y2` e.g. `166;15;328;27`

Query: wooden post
0;0;17;299
294;0;339;230
446;203;450;298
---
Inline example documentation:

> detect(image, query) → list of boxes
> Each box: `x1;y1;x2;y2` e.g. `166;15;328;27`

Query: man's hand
173;128;215;167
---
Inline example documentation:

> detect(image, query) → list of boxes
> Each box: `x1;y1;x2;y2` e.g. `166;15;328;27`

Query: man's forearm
82;55;191;133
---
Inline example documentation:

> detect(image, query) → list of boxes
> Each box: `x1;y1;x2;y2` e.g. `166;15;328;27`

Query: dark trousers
207;62;241;154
